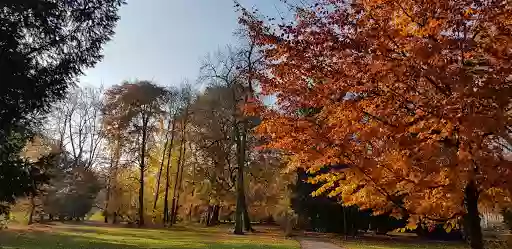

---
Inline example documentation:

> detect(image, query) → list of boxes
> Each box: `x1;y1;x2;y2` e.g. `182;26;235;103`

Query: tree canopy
0;0;124;214
240;1;511;248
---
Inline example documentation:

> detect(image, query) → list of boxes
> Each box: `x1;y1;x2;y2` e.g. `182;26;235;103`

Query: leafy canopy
241;0;512;229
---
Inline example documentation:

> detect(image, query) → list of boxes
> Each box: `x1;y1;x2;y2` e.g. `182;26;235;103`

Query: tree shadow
0;229;196;249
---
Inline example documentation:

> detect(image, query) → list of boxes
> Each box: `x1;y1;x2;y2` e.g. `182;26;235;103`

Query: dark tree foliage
291;168;406;235
42;159;102;221
503;209;512;232
0;0;124;214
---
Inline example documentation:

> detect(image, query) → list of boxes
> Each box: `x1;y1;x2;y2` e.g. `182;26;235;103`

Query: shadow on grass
0;225;299;249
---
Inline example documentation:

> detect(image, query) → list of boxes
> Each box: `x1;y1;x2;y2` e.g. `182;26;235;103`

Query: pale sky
79;0;297;89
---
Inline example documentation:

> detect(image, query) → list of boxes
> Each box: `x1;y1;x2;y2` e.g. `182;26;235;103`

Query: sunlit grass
0;223;300;249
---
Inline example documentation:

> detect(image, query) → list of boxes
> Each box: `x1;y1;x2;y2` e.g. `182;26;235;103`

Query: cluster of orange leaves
241;0;512;229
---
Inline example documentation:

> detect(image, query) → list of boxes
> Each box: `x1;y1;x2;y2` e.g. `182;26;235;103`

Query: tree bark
163;115;177;225
211;205;220;226
170;105;189;225
153;117;172;210
465;180;483;249
28;195;35;225
172;137;187;224
242;197;253;232
138;114;149;227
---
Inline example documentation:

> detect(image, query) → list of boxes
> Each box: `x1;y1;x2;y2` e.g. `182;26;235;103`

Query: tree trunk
170;106;189;225
233;102;251;235
465;180;483;249
211;205;220;226
138;115;149;227
153;117;172;210
242;198;253;232
163;115;176;225
234;125;246;234
172;138;187;225
28;195;35;225
206;205;213;226
105;136;121;224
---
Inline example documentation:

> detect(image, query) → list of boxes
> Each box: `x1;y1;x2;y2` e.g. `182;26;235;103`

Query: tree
21;136;59;224
103;81;167;227
170;85;193;225
200;43;263;234
241;1;512;248
42;155;102;222
188;85;239;225
46;87;106;169
0;0;124;214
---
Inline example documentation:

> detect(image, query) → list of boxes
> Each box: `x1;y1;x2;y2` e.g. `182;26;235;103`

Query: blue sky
79;0;296;89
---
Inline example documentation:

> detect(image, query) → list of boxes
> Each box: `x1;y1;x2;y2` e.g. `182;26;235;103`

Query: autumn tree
151;87;178;216
188;85;239;225
200;43;263;234
241;1;511;248
169;84;193;225
103;81;167;227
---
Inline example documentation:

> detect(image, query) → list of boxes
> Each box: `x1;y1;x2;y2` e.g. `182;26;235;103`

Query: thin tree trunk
104;184;110;223
105;135;121;223
163;115;177;225
172;138;187;224
138;115;149;227
153;118;172;210
170;105;189;225
465;180;483;249
170;138;183;225
28;195;35;225
206;205;213;226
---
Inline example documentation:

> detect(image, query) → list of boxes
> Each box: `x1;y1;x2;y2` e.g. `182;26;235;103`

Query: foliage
292;168;406;234
103;80;168;226
240;0;511;247
0;0;124;214
42;162;102;220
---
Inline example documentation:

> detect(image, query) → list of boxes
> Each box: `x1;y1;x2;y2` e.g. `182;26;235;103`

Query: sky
79;0;296;89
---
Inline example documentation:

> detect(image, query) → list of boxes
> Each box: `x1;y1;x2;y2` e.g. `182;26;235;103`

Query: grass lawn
338;239;468;249
0;223;300;249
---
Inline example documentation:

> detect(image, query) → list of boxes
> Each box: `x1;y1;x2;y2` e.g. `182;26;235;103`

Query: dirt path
297;238;344;249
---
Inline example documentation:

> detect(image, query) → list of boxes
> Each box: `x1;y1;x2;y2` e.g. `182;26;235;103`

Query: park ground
0;222;477;249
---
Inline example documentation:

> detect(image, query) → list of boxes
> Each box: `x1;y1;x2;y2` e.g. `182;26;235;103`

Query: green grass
0;223;300;249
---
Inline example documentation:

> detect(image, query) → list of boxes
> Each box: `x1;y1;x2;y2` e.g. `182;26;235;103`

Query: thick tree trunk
206;205;220;226
234;126;246;234
163;115;176;225
211;205;220;226
242;197;253;232
465;180;483;249
138;115;149;227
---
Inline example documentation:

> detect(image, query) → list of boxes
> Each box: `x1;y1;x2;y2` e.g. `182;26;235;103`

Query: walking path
297;238;344;249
